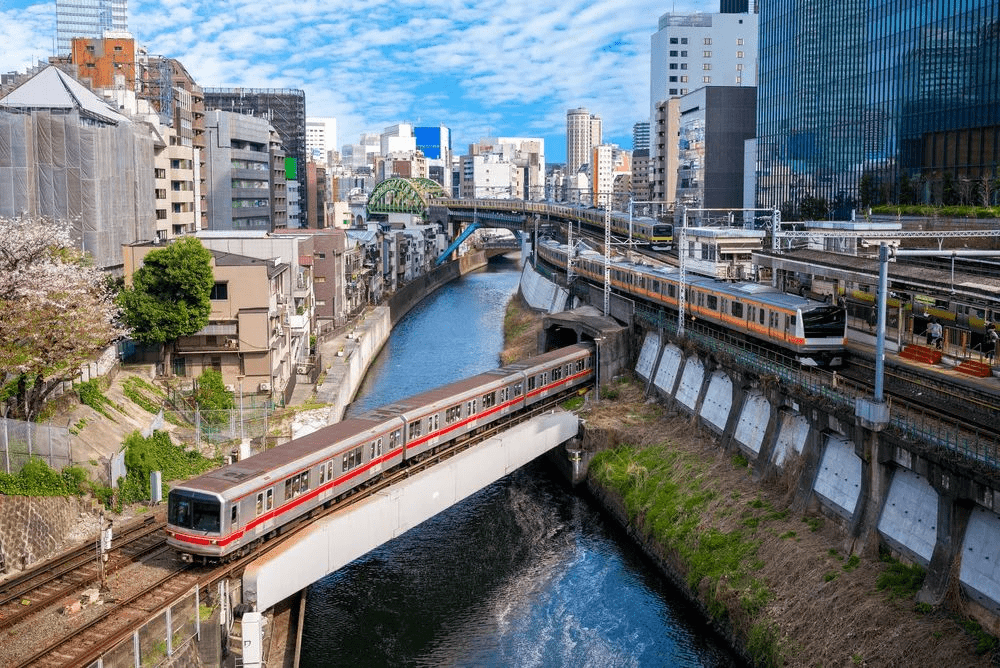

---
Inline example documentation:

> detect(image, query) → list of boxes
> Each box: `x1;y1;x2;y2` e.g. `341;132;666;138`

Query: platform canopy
367;177;448;216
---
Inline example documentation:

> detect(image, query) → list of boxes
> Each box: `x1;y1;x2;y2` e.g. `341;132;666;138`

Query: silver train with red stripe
166;344;595;562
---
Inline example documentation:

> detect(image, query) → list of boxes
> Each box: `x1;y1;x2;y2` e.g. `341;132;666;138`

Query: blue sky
2;0;716;163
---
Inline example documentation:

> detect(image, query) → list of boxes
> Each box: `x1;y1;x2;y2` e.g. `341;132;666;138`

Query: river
299;256;742;667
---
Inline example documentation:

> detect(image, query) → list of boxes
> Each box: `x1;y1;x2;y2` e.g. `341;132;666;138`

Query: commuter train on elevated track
537;238;847;367
166;344;595;562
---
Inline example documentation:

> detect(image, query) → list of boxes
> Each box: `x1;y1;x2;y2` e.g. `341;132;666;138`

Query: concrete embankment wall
632;330;1000;633
293;252;489;437
519;261;570;313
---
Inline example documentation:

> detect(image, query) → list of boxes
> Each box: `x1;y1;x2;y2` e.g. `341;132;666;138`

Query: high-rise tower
756;0;1000;215
565;107;601;201
56;0;128;55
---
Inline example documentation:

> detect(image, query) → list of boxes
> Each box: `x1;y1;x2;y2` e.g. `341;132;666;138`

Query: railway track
0;514;167;629
4;397;582;667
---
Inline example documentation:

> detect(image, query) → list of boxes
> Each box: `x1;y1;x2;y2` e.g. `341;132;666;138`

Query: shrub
0;458;89;496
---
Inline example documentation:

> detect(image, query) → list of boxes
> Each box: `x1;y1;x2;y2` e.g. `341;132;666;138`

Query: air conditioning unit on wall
258;382;271;392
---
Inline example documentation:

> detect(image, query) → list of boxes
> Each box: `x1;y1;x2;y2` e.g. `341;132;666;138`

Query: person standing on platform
986;323;998;362
927;319;943;349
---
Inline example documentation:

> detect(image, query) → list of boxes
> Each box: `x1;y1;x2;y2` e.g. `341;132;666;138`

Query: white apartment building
306;117;338;165
649;9;758;164
565;108;602;197
460;153;516;199
592;144;631;208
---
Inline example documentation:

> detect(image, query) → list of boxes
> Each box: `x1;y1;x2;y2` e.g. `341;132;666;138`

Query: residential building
565;107;601;201
204;88;307;227
651;98;681;208
56;0;127;55
68;36;136;89
631;149;652;207
122;243;303;403
305;160;329;229
0;66;156;270
306;117;337;165
203;109;286;232
592;144;631;208
632;122;650;151
462;138;546;200
649;6;758;165
676;86;756;211
756;0;1000;215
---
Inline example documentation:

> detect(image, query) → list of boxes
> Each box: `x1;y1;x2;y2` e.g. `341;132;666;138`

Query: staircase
955;359;994;378
899;344;942;365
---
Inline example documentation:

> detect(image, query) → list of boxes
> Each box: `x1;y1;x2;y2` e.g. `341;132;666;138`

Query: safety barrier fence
0;417;71;475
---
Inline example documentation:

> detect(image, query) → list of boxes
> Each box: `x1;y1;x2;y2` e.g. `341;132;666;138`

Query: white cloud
2;0;720;158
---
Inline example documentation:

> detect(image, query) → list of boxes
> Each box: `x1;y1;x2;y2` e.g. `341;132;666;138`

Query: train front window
168;490;221;532
802;306;847;337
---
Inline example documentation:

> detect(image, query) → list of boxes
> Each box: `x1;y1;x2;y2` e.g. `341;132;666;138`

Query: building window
669;63;677;70
210;282;228;300
704;51;712;58
669;76;678;82
703;63;712;70
669;89;678;95
680;63;687;70
737;51;744;58
680;76;688;83
670;37;678;44
704;37;712;45
736;77;742;84
736;63;744;70
681;37;688;44
703;76;711;83
737;38;744;45
669;50;677;57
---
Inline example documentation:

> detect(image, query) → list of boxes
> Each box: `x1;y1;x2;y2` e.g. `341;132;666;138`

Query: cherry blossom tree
0;217;126;421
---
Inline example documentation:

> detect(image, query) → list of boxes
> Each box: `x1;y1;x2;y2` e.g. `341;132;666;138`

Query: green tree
118;237;214;345
194;369;235;412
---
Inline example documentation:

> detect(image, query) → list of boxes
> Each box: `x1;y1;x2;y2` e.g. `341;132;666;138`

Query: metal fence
0;417;71;475
100;587;200;668
163;406;274;451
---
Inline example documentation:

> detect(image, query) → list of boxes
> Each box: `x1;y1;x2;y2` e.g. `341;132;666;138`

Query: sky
1;0;717;163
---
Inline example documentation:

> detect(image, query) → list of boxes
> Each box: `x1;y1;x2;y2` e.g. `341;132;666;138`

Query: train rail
0;514;166;629
5;395;583;667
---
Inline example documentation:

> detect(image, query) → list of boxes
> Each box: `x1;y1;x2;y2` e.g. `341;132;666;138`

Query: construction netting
0;109;156;269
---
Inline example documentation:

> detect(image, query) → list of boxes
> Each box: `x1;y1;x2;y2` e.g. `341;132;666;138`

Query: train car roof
174;413;399;495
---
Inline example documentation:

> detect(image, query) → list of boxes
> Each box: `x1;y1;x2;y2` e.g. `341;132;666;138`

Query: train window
770;312;779;328
668;284;676;298
482;392;495;408
760;308;766;325
231;505;238;525
541;372;549;385
707;295;718;310
466;400;477;416
327;462;333;480
286;478;294;500
319;466;325;485
342;454;349;471
652;280;660;293
446;405;461;423
409;420;422;439
390;430;400;448
789;315;796;327
514;382;523;396
301;471;310;492
256;493;264;516
552;366;562;381
527;376;536;391
430;415;438;432
292;475;301;495
732;302;743;318
266;489;273;511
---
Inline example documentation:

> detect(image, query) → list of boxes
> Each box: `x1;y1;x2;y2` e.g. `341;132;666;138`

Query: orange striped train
537;238;847;367
166;344;594;562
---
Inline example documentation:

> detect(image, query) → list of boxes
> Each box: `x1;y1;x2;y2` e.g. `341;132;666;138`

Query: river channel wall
520;260;1000;635
296;252;490;435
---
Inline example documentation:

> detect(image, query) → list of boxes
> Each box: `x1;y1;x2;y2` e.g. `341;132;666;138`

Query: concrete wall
636;331;1000;633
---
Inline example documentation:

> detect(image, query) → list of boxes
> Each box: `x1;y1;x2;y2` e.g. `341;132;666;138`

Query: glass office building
756;1;1000;217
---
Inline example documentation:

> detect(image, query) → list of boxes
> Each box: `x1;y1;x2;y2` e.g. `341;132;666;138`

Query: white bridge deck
243;409;580;611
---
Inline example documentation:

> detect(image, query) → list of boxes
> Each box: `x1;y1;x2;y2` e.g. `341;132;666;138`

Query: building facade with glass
756;0;1000;217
